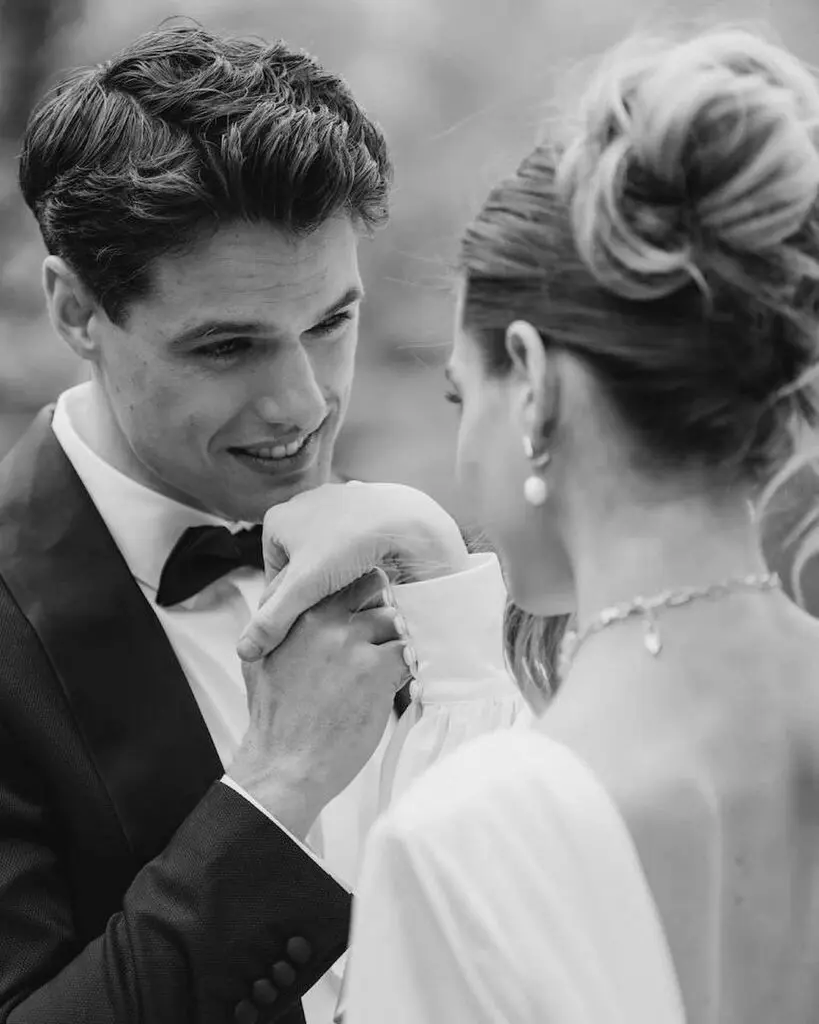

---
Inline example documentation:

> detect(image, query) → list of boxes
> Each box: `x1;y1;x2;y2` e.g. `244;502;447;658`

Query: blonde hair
560;29;819;304
503;604;569;711
461;27;819;482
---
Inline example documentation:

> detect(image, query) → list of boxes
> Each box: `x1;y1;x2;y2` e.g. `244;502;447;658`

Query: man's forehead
157;219;356;287
136;219;363;331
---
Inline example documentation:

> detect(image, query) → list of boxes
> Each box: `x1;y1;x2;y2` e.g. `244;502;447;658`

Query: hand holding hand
228;569;412;837
237;481;469;662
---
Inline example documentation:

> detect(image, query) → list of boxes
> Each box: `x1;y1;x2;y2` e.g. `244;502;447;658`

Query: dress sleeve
379;553;533;811
339;734;573;1024
339;816;537;1024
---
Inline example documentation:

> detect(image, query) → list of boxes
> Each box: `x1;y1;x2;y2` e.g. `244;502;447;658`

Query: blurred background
0;0;817;523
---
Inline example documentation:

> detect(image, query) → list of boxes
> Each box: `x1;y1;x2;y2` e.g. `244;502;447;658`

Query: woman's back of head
462;27;819;486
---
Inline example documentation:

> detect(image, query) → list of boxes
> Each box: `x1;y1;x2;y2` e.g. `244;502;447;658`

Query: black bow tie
156;524;264;607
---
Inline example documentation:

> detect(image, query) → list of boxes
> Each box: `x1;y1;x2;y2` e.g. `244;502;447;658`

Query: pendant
643;614;662;656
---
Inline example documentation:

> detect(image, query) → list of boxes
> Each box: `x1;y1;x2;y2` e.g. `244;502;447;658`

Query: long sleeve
315;553;530;892
381;552;532;809
0;714;351;1024
339;818;533;1024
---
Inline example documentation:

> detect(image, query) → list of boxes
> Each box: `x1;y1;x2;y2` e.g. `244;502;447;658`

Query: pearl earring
524;474;549;506
522;436;551;507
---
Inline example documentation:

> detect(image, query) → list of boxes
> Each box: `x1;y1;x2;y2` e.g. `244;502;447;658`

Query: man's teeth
250;436;309;459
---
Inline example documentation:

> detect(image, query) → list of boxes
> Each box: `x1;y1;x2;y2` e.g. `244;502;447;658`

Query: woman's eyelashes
309;310;354;338
444;389;463;407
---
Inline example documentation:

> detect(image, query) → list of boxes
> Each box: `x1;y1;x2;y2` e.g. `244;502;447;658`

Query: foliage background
0;0;817;525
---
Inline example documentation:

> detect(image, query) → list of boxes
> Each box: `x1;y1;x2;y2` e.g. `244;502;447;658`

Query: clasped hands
227;481;471;836
238;480;470;662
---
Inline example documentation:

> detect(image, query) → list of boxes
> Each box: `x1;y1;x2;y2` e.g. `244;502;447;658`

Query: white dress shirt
51;382;529;1022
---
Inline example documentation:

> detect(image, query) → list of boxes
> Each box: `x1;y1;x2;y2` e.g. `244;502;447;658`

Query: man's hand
228;569;410;837
237;481;470;662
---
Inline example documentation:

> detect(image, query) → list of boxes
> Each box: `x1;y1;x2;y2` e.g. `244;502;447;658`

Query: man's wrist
225;762;319;840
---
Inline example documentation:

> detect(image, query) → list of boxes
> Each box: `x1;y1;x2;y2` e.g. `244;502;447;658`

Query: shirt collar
51;382;254;593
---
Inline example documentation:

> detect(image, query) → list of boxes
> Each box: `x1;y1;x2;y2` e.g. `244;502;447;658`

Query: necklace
558;571;782;680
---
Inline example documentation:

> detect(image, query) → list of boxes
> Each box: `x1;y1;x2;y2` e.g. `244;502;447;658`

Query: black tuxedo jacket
0;410;351;1024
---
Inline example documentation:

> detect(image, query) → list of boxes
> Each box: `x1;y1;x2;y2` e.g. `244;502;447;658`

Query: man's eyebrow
167;319;271;349
444;365;458;386
166;287;365;348
313;286;365;324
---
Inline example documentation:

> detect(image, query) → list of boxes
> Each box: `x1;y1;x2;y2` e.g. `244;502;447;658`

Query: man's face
84;217;362;521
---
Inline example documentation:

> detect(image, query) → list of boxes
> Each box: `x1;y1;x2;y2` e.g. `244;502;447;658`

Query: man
0;24;518;1024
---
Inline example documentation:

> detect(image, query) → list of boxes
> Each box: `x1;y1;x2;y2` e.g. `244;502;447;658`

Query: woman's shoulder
375;727;625;866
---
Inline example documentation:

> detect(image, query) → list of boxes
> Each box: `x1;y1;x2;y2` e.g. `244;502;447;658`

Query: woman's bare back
543;591;819;1024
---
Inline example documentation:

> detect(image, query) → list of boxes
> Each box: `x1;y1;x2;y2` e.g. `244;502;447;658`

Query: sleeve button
286;936;313;964
271;960;297;988
234;1000;259;1024
252;978;279;1006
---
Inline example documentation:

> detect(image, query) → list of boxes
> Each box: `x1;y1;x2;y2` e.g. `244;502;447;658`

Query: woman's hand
237;481;470;662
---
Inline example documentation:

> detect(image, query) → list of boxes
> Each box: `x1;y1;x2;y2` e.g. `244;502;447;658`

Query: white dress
342;729;686;1024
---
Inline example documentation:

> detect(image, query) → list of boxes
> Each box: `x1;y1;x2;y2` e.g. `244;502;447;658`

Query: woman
342;28;819;1024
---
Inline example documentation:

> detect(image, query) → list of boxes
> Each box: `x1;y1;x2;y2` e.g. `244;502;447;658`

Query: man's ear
505;319;558;444
43;256;102;362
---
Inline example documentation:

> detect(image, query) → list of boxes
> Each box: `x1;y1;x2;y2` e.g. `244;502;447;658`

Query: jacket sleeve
0;716;351;1024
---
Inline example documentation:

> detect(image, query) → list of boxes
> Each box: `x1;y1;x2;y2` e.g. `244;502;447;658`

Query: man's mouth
229;424;323;473
238;433;312;460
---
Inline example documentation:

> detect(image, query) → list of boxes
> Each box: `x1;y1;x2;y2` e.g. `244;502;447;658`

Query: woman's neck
568;492;767;630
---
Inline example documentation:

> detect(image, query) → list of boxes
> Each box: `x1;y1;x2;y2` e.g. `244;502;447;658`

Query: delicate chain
558;571;782;680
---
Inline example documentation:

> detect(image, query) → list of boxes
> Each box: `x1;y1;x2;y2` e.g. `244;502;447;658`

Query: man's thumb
263;538;289;580
237;573;310;663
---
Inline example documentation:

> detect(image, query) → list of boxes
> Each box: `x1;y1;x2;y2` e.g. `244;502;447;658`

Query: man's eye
197;338;251;360
310;311;354;337
444;390;462;407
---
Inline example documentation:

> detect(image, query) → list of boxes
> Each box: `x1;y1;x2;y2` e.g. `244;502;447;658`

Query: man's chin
222;468;331;523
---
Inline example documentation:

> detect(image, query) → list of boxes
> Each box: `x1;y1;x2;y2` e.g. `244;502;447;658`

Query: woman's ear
505;320;557;443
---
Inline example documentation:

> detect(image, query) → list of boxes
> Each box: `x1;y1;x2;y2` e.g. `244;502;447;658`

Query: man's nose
253;344;327;432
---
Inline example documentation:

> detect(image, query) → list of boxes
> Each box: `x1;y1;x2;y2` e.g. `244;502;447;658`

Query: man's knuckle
302;605;326;629
348;640;375;671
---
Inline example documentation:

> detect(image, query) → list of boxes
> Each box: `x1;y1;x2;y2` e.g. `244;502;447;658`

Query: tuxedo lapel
0;408;222;863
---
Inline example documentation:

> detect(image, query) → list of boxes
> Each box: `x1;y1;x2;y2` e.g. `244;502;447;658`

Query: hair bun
558;29;819;301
